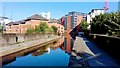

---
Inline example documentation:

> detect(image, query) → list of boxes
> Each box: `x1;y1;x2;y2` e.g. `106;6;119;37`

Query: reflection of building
51;36;64;49
32;47;48;56
118;1;120;12
40;12;50;20
61;34;74;53
6;14;49;33
87;9;104;23
66;35;71;53
61;11;83;33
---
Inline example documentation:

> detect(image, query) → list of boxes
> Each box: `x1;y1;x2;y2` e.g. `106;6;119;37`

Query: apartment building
61;11;83;33
87;9;104;23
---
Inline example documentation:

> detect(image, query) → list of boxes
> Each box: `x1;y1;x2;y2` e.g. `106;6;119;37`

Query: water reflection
2;36;68;66
60;34;74;54
2;34;75;66
32;45;49;56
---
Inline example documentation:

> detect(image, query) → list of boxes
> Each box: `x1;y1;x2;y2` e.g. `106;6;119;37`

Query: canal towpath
69;36;119;67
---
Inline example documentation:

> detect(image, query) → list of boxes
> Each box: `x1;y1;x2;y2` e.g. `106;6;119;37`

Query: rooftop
65;11;87;16
91;9;104;12
7;20;25;25
48;19;59;23
27;14;49;21
6;14;49;26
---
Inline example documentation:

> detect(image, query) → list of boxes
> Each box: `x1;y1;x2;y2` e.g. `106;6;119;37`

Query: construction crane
104;0;109;12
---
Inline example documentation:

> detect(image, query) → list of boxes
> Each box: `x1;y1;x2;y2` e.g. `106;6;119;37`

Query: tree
0;24;2;33
51;25;58;33
91;12;120;36
33;22;54;33
26;22;57;34
26;28;35;34
38;22;49;32
35;27;40;33
80;20;89;32
44;27;53;33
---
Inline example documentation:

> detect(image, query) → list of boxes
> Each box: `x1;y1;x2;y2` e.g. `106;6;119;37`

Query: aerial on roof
27;14;49;21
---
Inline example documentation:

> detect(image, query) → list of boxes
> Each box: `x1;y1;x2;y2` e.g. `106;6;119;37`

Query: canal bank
0;36;60;58
69;36;119;67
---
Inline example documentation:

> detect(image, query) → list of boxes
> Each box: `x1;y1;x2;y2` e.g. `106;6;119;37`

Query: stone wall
0;33;53;47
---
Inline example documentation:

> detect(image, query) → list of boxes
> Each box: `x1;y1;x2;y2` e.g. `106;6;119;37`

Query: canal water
5;48;69;66
2;35;74;66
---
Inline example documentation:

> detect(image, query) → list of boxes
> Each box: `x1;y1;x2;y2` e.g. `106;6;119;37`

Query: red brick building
6;14;64;35
61;12;83;34
6;14;49;33
48;19;64;35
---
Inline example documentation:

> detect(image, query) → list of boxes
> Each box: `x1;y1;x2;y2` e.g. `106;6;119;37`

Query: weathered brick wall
0;33;53;47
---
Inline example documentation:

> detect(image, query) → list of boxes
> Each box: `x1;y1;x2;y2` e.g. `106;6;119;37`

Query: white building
87;9;104;24
40;12;50;20
87;14;91;24
0;17;11;30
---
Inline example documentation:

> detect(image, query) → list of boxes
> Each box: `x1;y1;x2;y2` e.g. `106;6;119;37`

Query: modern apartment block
61;11;83;33
40;12;50;20
87;9;104;23
118;1;120;12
